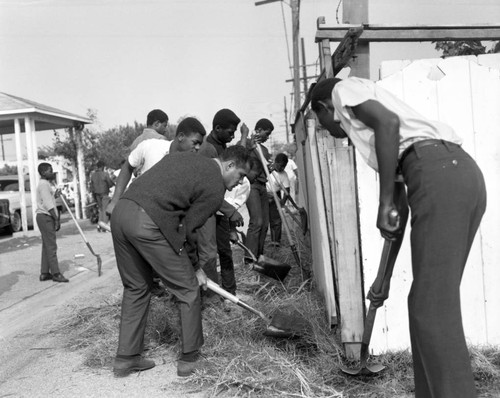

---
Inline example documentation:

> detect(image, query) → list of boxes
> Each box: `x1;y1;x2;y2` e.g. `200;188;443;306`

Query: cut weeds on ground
54;223;500;397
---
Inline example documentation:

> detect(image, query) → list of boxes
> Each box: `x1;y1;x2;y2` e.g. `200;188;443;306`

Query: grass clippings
54;214;500;397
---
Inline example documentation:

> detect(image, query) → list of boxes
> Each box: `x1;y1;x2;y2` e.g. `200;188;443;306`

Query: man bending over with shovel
111;145;249;378
311;77;486;398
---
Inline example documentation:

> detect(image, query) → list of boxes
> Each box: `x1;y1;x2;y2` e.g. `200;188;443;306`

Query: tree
0;164;17;176
434;40;500;57
38;108;100;177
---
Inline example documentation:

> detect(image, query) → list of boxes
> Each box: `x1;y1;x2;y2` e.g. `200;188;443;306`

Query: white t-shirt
331;77;462;171
128;139;172;177
267;170;290;194
284;158;297;181
224;177;251;210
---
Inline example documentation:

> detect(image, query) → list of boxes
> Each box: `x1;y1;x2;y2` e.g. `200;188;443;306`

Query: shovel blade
253;260;291;282
340;363;385;376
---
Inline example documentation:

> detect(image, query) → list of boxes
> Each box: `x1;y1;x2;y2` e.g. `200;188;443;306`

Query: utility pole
300;37;308;96
284;96;289;143
255;0;301;116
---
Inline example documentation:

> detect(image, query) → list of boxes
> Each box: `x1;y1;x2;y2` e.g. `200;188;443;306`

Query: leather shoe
52;273;69;283
113;356;155;377
39;273;52;281
177;359;207;377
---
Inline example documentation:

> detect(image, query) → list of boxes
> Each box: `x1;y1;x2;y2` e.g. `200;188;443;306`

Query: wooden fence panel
295;115;338;324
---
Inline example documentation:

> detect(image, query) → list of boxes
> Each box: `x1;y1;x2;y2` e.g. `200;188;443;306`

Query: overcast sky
1;0;499;161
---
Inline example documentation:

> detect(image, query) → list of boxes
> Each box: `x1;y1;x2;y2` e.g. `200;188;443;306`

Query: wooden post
342;0;370;78
75;126;87;219
291;0;301;115
284;96;289;143
24;117;39;232
301;37;308;96
14;118;29;234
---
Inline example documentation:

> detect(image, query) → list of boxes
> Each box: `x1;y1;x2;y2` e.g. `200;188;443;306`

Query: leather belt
398;139;445;167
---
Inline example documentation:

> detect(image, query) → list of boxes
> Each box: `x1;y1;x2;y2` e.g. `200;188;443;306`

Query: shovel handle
255;145;300;268
234;240;257;263
206;279;269;322
271;171;300;210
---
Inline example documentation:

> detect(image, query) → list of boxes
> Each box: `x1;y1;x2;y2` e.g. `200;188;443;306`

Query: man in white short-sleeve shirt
311;77;486;398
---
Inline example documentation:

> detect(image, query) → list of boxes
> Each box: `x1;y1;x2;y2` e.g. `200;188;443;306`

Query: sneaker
113;356;155;377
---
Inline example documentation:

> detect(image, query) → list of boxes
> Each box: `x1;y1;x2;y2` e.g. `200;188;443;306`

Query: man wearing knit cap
197;109;249;300
243;118;274;261
111;146;249;378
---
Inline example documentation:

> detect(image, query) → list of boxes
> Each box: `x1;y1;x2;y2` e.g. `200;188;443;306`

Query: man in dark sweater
197;109;249;298
111;146;249;378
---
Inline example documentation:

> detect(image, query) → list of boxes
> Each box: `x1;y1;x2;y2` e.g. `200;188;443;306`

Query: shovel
206;278;306;338
255;145;308;279
234;237;291;282
341;239;395;376
271;171;308;235
56;190;103;276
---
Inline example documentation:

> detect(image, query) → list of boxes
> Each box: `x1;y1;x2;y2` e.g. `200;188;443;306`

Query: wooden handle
206;279;269;322
206;279;238;303
255;145;294;245
235;240;257;263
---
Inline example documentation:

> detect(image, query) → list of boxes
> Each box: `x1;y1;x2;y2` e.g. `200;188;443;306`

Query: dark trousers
268;192;282;243
95;193;110;223
215;214;236;294
197;215;219;290
246;182;269;257
401;141;486;398
36;213;60;275
111;199;203;356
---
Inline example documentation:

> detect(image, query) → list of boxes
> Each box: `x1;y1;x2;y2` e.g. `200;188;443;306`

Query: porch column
25;117;39;232
14;118;29;234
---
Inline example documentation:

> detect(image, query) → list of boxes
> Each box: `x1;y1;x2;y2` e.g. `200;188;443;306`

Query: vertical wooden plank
328;147;364;355
301;117;337;324
315;128;338;280
294;113;309;211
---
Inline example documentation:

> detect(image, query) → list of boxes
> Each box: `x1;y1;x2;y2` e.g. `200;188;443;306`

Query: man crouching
111;146;249;377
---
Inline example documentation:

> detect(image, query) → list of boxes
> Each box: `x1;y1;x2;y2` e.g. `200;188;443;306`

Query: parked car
0;175;64;232
0;198;13;235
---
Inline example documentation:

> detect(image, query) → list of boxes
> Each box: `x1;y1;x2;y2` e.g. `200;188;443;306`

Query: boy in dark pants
311;77;486;398
244;118;274;261
36;162;68;283
111;146;249;378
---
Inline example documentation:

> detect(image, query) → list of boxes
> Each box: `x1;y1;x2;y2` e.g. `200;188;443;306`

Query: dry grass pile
53;214;500;397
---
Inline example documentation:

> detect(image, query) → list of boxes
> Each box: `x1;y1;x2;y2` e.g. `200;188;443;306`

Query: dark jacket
123;152;225;255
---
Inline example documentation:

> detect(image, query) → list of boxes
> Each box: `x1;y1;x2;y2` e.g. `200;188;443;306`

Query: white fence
357;54;500;353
